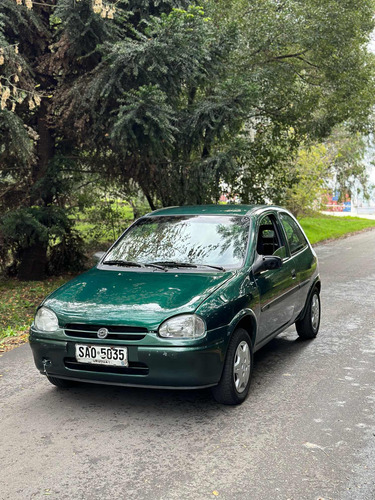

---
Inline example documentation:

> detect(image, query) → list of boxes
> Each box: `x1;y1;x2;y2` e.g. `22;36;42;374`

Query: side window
280;213;307;255
256;214;286;258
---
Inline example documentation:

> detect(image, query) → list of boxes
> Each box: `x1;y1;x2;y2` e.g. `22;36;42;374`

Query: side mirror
252;255;282;275
93;251;105;264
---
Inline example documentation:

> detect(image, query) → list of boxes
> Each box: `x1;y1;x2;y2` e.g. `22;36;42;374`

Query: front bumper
29;332;226;389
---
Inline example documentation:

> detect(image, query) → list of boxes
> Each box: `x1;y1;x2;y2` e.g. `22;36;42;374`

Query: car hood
44;267;235;330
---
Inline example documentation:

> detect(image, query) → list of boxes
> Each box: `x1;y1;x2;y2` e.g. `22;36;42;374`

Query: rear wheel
46;376;76;388
296;289;320;339
212;328;253;405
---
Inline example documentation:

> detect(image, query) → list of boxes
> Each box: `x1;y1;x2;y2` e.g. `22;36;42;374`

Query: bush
0;206;86;277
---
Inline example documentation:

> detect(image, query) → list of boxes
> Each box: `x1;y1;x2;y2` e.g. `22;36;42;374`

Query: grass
299;215;375;245
0;276;69;352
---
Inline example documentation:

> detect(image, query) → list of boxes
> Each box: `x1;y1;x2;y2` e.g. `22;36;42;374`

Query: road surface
1;230;375;500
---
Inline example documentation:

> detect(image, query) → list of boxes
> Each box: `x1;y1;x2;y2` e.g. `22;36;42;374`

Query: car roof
146;204;282;217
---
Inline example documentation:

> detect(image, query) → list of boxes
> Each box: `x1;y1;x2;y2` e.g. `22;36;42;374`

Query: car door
254;213;300;343
278;212;317;315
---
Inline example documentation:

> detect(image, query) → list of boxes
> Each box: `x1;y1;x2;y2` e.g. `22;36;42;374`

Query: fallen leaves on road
0;331;29;353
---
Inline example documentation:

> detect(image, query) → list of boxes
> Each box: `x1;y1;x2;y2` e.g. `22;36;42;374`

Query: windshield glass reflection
103;215;250;269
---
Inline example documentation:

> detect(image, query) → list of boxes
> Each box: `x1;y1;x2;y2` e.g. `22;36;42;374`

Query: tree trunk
145;192;156;211
141;187;156;211
18;243;48;281
31;102;55;201
17;103;55;280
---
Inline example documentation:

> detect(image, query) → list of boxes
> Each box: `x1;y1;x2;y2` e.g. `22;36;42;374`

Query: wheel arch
228;309;257;347
298;276;321;321
213;312;256;404
314;279;321;294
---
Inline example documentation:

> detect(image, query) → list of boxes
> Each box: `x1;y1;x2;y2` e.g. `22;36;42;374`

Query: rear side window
280;213;308;255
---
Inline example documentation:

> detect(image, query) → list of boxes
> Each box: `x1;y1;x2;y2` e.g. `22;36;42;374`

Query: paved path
1;231;375;500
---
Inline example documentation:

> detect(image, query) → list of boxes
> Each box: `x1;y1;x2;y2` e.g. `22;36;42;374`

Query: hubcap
233;341;251;393
311;293;320;331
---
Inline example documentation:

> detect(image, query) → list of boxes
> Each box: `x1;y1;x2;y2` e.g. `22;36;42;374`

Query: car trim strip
299;279;310;289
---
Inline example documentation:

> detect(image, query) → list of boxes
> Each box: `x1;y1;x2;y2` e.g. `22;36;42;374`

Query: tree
1;0;216;278
325;127;370;200
58;0;375;207
280;144;331;217
277;127;369;217
211;0;375;202
54;3;247;207
0;0;121;279
1;0;375;279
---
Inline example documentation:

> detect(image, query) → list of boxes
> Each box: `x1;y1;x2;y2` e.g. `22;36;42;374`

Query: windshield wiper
149;261;226;271
144;263;167;270
194;264;226;271
102;260;145;268
149;261;198;269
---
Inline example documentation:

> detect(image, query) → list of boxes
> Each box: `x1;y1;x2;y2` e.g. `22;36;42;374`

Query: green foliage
1;206;70;249
0;206;85;275
71;177;150;245
112;85;177;156
283;144;330;217
54;0;115;62
54;3;246;206
326;128;369;199
211;0;375;202
1;0;375;279
279;126;369;216
0;0;114;277
58;0;375;207
0;110;34;168
216;0;375;135
77;199;134;244
48;230;87;275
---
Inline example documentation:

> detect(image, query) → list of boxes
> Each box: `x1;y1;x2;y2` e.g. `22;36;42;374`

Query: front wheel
212;328;253;405
296;289;321;339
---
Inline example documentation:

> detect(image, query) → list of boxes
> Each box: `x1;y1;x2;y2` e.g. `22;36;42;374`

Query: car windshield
103;215;250;270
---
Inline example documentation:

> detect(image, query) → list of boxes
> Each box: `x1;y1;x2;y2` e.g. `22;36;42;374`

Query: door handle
291;269;297;279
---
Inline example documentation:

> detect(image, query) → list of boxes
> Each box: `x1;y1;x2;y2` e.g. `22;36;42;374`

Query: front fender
228;308;258;345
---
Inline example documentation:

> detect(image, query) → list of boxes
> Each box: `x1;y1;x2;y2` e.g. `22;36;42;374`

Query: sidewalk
321;210;375;220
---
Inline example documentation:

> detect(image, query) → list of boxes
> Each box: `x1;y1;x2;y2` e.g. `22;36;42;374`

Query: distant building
325;192;351;212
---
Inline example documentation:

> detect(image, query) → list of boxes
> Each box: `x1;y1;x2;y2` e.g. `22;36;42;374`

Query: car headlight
34;307;59;332
159;314;206;339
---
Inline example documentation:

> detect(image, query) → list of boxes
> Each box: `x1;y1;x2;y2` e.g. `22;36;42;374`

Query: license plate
75;344;128;367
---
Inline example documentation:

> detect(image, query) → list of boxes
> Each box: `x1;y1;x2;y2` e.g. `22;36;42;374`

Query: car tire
46;376;76;388
212;328;253;405
296;289;321;339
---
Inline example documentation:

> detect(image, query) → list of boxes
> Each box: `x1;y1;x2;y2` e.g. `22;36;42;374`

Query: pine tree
0;0;121;279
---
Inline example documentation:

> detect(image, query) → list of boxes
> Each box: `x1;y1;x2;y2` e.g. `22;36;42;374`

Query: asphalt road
1;231;375;500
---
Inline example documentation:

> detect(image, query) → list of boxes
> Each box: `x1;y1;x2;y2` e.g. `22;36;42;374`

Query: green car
30;205;321;405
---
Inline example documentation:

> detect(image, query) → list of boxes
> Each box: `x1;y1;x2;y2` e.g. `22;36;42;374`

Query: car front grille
64;323;148;341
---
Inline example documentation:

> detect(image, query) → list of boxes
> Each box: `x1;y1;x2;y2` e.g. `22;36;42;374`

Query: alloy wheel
233;340;251;393
311;293;320;331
